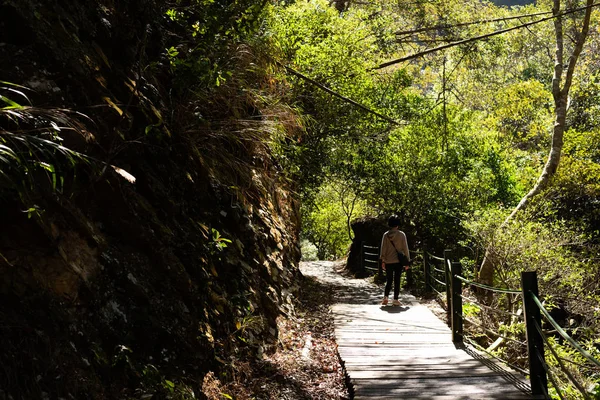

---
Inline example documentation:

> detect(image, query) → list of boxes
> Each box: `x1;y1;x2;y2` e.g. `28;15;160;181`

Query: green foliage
266;0;538;253
301;180;370;260
463;208;587;292
266;0;420;193
539;128;600;230
544;336;600;400
484;79;553;149
265;1;600;397
300;239;319;261
362;108;522;248
462;302;480;319
162;0;268;91
0;85;90;205
569;71;600;131
137;361;196;399
211;228;232;252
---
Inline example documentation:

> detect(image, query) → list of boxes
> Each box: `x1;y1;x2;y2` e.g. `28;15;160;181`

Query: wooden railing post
360;241;365;274
522;271;548;397
443;249;452;322
423;245;431;293
451;261;463;344
377;244;383;277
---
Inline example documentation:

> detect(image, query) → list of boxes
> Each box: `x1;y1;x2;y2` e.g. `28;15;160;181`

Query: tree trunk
478;0;593;286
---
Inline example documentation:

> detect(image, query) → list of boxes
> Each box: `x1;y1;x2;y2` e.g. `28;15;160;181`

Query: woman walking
379;215;410;306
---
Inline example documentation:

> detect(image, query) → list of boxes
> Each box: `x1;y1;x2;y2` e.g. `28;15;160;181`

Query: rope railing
531;294;600;369
428;254;450;314
358;244;598;398
427;252;445;262
521;290;600;400
359;244;425;273
463;316;527;347
419;250;600;398
537;351;565;400
359;241;381;273
431;276;447;287
459;294;524;320
431;286;445;299
533;320;590;399
464;336;530;376
521;271;600;398
453;272;526;372
456;275;522;295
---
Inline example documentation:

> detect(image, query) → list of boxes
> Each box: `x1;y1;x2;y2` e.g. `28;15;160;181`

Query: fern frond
0;105;92;197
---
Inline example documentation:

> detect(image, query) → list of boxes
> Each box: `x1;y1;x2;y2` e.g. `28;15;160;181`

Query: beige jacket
380;229;410;265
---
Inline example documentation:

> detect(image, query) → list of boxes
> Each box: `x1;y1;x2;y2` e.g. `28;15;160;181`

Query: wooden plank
298;261;535;400
352;376;532;397
332;298;535;399
348;368;503;379
336;332;453;341
337;347;472;358
354;394;536;400
342;360;488;369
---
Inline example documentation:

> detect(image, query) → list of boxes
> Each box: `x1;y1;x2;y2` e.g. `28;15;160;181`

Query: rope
427;252;445;262
463;316;526;347
433;267;445;274
460;295;524;320
456;275;521;295
431;276;446;287
531;293;600;368
432;287;446;304
533;320;589;399
463;336;529;376
394;10;552;36
537;351;565;400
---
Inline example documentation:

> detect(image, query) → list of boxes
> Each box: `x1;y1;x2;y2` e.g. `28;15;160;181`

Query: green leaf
0;94;22;109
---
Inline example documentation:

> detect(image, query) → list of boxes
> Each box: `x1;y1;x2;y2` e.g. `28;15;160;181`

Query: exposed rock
0;1;301;398
346;217;387;276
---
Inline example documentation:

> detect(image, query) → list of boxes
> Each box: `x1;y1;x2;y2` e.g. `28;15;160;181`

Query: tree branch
561;0;594;99
375;3;600;71
394;10;552;36
278;62;403;126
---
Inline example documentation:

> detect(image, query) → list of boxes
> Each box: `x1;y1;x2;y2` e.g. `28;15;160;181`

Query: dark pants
384;263;403;300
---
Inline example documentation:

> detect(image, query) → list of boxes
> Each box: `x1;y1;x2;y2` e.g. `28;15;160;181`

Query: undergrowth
200;273;349;400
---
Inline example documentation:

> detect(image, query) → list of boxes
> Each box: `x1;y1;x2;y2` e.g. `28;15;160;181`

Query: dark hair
388;214;401;227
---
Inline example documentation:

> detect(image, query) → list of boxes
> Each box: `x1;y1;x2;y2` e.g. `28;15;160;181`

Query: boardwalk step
333;302;534;399
300;262;535;400
352;376;532;398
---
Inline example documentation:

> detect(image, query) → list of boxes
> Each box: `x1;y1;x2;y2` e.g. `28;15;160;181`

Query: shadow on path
300;260;413;305
380;306;410;313
301;260;535;399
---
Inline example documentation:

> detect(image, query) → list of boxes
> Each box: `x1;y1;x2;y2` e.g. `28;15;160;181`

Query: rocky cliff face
0;1;301;398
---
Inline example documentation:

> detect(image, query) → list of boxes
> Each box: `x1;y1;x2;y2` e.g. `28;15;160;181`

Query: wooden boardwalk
333;298;535;399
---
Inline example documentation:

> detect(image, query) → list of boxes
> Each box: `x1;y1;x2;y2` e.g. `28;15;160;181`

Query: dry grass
202;274;350;400
168;43;305;212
